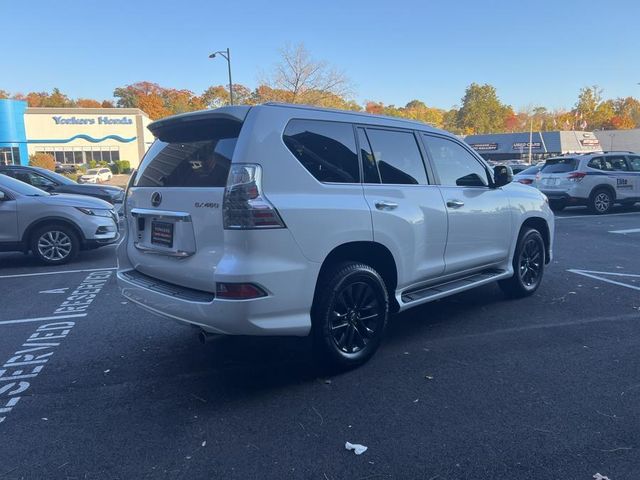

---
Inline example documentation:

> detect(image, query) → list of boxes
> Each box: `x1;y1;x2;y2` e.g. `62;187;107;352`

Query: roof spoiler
148;106;251;137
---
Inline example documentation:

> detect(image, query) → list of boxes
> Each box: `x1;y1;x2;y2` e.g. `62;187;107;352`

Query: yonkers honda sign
52;116;133;125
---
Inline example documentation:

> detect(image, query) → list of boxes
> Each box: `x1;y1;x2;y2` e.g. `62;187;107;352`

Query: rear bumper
540;190;586;205
116;229;320;337
117;268;315;336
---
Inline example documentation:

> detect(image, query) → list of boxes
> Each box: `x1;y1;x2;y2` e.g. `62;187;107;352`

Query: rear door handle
375;201;398;211
446;200;465;209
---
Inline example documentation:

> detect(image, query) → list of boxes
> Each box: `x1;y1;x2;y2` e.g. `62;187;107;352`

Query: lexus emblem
151;192;162;207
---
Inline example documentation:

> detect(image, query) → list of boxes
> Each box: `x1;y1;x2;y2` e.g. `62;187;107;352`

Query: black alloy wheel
499;228;545;298
313;262;389;369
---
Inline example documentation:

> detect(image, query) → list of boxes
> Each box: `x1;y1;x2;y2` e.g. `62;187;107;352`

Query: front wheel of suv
30;224;79;265
312;262;389;369
589;188;614;215
499;228;545;298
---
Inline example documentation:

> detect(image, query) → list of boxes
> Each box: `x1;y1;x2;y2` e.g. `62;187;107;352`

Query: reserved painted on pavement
0;270;112;424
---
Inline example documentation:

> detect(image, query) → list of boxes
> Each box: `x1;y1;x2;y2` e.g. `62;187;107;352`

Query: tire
549;201;565;212
312;262;389;369
30;224;79;265
589;188;614;215
499;228;545;299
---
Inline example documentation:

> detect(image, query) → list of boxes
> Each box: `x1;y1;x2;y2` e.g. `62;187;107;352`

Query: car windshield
0;173;50;196
86;169;100;175
518;165;541;176
541;158;577;173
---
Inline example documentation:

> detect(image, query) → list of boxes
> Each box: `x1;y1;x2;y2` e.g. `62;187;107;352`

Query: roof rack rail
601;150;636;154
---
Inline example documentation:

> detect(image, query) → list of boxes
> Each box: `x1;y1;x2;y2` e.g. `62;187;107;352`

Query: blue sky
5;0;640;111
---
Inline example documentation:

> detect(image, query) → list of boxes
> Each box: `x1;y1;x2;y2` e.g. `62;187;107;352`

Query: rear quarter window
541;158;577;173
283;119;360;183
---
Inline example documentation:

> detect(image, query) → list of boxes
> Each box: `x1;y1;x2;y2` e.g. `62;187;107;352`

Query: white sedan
79;168;113;184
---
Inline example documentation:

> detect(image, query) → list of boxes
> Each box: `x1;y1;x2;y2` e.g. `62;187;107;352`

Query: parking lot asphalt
1;205;640;480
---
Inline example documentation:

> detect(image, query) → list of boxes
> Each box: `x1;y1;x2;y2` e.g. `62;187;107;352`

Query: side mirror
493;165;513;187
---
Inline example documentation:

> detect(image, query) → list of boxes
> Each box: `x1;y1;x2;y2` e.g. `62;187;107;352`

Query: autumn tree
201;84;252;108
114;82;193;119
76;98;102;108
264;43;352;106
456;83;512;134
401;100;444;127
29;153;55;171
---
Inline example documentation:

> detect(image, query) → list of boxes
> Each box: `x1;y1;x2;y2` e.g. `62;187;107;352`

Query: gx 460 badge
194;202;220;208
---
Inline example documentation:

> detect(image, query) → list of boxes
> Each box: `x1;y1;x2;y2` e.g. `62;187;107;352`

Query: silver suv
118;103;554;368
533;152;640;214
0;174;119;264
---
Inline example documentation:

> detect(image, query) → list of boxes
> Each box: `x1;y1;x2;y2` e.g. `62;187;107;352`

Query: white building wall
24;108;153;168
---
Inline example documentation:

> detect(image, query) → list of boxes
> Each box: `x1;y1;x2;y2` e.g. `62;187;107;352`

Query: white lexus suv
117;103;554;368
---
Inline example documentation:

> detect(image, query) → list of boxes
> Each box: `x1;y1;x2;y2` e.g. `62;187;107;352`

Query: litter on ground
345;442;368;455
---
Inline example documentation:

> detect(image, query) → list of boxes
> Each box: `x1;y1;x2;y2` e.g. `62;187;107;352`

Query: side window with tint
365;129;427;185
423;135;488;187
28;173;55;189
588;157;607;170
283;120;359;183
609;156;629;171
628;156;640;171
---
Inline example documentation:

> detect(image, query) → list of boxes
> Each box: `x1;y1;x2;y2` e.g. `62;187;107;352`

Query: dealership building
0;99;154;168
594;128;640;153
463;130;602;162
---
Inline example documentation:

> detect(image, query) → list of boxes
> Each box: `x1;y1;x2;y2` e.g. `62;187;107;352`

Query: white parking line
568;269;640;291
0;313;87;326
609;228;640;234
556;211;640;220
0;267;116;280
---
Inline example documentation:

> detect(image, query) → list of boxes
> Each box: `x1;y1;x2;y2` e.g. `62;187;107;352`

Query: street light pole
209;48;234;105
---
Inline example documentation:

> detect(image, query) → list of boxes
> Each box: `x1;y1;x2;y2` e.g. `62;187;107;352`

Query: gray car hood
36;193;114;209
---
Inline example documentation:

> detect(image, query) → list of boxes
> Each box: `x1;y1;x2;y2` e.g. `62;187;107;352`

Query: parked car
79;168;113;184
513;164;543;185
0;174;119;264
507;163;531;175
0;165;124;206
117;104;554;368
55;162;77;174
531;151;640;213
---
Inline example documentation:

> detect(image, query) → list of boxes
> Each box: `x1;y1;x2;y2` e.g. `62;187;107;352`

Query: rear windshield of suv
134;118;242;188
517;165;541;176
541;158;577;173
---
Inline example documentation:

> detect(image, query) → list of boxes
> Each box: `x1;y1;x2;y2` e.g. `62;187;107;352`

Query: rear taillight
518;178;533;185
216;283;267;300
223;164;286;229
567;172;586;182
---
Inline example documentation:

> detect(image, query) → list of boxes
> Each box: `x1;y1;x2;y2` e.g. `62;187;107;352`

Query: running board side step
400;269;510;305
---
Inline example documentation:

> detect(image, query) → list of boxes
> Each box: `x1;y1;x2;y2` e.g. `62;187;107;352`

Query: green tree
442;108;461;133
457;83;512;134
